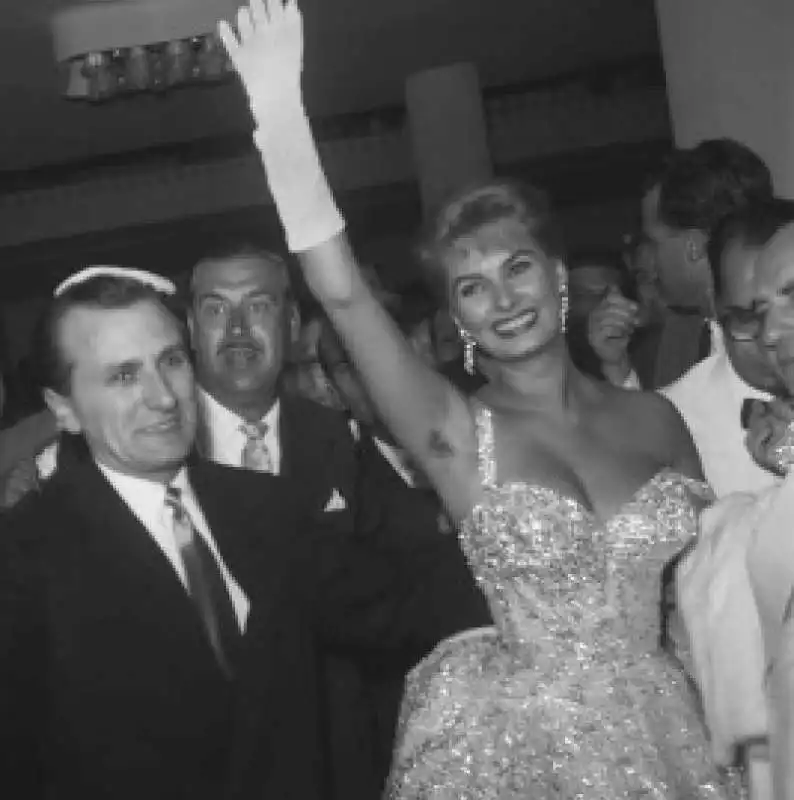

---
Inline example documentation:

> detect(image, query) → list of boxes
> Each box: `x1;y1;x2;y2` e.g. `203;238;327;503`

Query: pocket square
324;488;347;512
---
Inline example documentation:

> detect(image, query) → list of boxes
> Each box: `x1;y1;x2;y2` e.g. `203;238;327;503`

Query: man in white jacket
663;199;794;497
679;221;794;798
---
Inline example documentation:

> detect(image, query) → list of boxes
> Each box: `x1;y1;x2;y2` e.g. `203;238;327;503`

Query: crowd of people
2;0;794;797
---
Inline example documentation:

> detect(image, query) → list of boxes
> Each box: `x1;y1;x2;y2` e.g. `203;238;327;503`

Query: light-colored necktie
240;421;273;473
165;486;240;679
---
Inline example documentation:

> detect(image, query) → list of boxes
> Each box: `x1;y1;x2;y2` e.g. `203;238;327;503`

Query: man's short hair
189;242;292;305
655;138;773;236
33;276;185;395
707;198;794;298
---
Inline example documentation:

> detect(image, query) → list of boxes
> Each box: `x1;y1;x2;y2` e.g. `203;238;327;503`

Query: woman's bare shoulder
609;387;702;477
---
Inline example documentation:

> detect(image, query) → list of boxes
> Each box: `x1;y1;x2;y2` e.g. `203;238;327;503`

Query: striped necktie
165;486;240;678
240;421;273;473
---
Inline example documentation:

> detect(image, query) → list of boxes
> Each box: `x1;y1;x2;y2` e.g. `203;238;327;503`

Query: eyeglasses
719;307;765;342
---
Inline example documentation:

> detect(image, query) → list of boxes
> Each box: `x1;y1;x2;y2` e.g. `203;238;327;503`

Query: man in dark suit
0;267;491;800
187;244;491;798
0;269;271;800
187;243;375;799
187;243;355;518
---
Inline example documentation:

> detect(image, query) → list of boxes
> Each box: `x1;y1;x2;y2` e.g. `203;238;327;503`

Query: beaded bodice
387;407;739;800
460;407;707;659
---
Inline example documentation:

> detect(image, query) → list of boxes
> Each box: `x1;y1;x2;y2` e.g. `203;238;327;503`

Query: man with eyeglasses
662;198;794;496
676;214;794;781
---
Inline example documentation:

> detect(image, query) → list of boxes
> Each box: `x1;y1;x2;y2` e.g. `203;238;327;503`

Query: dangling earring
455;320;476;375
558;277;569;334
463;334;475;375
463;332;476;375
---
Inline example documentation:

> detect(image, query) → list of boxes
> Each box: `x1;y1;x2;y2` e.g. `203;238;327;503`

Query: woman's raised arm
219;0;478;516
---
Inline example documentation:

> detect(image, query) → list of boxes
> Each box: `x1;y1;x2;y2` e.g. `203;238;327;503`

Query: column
405;62;493;215
655;0;794;196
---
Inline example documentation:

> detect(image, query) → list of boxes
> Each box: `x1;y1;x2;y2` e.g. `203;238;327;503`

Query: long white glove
218;0;345;253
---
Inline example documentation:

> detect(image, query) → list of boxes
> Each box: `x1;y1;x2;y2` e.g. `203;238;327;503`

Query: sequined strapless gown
386;408;742;799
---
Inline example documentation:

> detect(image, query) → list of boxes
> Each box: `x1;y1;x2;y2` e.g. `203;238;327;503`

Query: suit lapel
54;439;208;642
279;396;316;480
278;397;339;502
188;459;301;608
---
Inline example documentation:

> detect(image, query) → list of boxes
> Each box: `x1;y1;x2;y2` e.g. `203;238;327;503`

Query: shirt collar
199;389;280;440
708;319;725;357
96;461;190;514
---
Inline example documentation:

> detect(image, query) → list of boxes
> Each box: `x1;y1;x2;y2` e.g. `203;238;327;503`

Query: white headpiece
54;265;177;297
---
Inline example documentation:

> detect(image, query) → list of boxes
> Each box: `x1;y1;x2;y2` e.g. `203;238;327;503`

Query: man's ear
44;388;81;434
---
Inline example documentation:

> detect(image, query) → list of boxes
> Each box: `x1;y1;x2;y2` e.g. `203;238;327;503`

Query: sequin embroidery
385;407;743;800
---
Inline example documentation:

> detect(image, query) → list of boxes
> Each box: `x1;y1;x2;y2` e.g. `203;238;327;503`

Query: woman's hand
219;0;304;119
219;0;344;253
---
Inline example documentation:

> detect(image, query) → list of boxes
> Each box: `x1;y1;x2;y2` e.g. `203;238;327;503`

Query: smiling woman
419;180;567;367
220;2;742;795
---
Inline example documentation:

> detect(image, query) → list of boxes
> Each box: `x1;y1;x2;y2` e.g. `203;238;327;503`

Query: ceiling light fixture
51;0;241;102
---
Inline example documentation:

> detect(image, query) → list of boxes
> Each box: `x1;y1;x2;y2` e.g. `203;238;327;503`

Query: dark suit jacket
221;401;492;800
276;396;376;800
195;393;374;799
352;430;491;789
567;315;710;391
0;432;490;800
0;437;296;800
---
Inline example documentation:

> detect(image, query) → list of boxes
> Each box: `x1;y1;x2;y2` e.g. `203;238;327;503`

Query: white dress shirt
36;441;59;479
621;369;641;390
97;462;249;630
661;349;775;497
199;389;281;474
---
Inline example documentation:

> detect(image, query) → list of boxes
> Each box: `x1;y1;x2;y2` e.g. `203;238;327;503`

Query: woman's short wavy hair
417;178;564;304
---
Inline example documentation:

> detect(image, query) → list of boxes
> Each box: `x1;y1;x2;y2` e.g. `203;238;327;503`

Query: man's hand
745;399;794;476
0;457;39;510
587;288;639;367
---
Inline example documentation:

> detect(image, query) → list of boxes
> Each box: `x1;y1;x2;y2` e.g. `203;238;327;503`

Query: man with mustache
187;243;491;798
189;244;300;472
188;243;371;798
